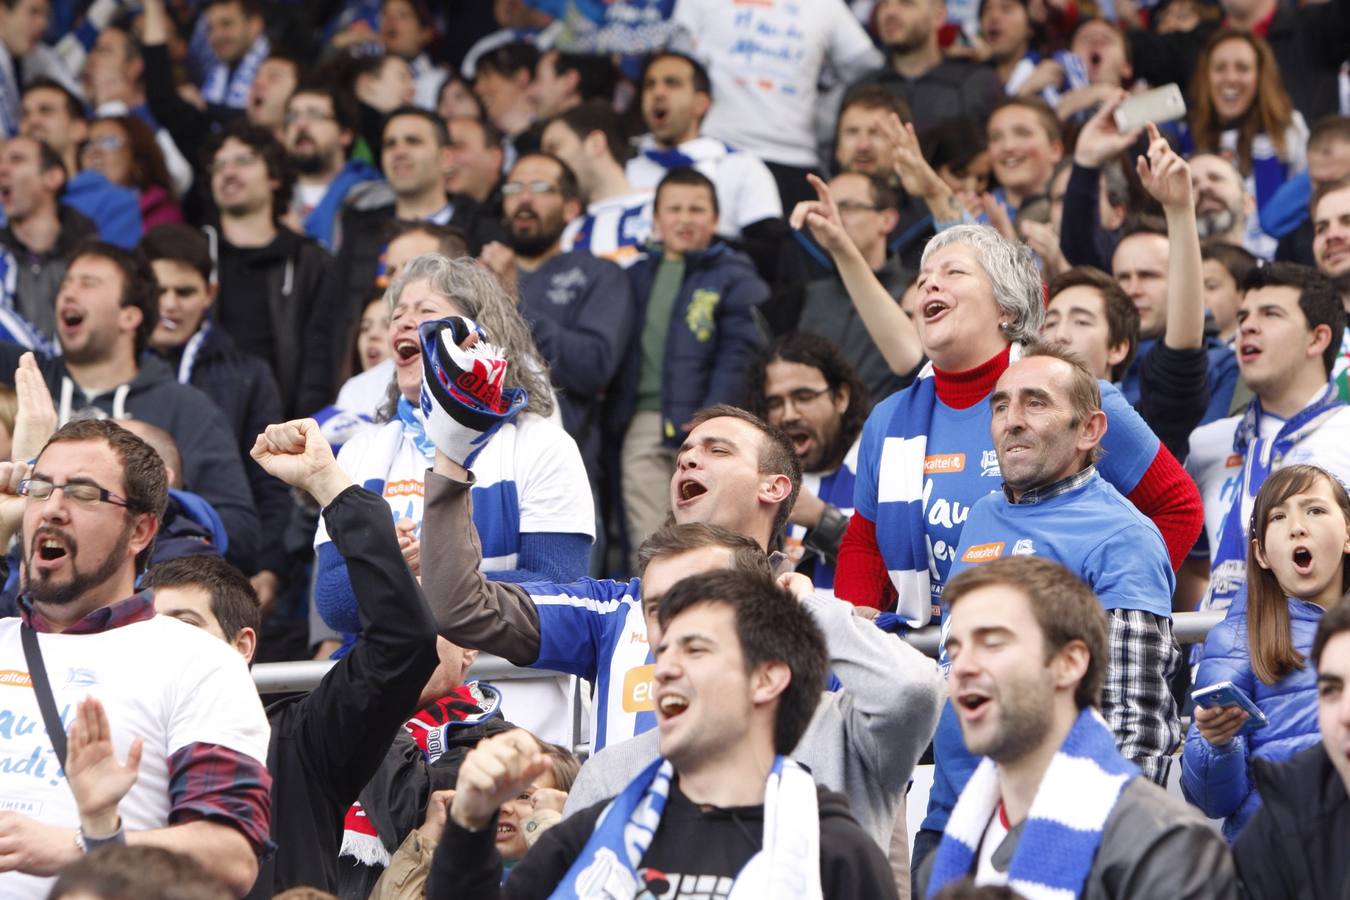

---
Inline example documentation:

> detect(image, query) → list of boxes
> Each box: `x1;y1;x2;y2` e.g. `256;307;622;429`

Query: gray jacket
916;776;1236;899
562;589;944;850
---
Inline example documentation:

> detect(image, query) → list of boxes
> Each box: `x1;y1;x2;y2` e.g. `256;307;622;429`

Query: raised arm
789;174;924;376
1138;122;1204;351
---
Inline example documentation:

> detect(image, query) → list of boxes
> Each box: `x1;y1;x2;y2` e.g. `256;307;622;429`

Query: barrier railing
251;609;1227;694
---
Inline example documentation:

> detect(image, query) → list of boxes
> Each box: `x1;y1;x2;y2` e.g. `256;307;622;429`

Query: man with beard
0;245;261;574
918;555;1231;897
205;122;340;419
1191;153;1274;260
479;152;636;491
748;333;871;596
0;418;271;899
849;0;1003;138
282;82;383;252
1313;178;1350;306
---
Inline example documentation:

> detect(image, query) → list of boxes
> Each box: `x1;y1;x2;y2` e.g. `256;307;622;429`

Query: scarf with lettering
551;755;821;900
201;34;269;109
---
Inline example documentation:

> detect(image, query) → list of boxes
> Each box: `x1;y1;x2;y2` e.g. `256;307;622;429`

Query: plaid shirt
20;589;273;856
1106;608;1183;785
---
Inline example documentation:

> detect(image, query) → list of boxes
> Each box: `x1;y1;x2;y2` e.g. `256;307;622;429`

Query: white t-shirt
0;615;270;899
673;0;882;168
626;135;784;238
1186;402;1350;560
313;411;594;746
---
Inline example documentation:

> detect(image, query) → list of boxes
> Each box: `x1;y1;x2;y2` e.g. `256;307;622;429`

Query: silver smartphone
1113;84;1187;133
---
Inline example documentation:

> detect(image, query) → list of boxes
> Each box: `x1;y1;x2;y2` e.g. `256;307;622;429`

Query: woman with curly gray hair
312;255;595;742
793;181;1202;880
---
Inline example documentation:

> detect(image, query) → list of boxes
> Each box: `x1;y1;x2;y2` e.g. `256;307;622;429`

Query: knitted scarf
551;756;822;900
340;682;502;866
926;707;1138;899
874;344;1020;627
201;34;269;109
1204;384;1345;613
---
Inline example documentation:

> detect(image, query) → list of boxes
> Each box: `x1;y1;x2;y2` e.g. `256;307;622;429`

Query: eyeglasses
285;109;336;126
763;386;833;415
835;201;880;214
209;151;262;175
87;134;126;152
501;180;562;196
18;479;132;509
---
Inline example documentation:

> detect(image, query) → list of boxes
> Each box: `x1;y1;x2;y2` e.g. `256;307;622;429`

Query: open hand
65;697;141;838
250;419;352;507
11;353;56;463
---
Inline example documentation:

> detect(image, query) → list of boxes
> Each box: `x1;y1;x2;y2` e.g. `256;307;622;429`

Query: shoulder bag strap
20;623;67;767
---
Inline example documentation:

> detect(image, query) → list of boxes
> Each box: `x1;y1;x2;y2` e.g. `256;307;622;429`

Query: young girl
1181;464;1349;840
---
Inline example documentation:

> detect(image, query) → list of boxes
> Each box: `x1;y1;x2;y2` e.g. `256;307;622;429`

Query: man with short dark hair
851;0;1002;137
0;134;97;332
527;49;616;122
1188;263;1350;615
379;0;447;110
206;121;340;418
748;333;872;595
198;0;269;113
472;40;538;150
542;100;653;267
0;241;262;573
625;52;782;243
282;82;383;251
0;417;271;898
1233;599;1350;896
0;0;70;139
429;569;901;898
917;555;1233;897
446;115;504;207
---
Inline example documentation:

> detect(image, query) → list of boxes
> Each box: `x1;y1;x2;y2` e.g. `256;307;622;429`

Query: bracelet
75;819;126;853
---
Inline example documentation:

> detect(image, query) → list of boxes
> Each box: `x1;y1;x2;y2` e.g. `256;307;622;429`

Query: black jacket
428;781;898;899
1234;744;1350;900
142;42;240;187
247;485;439;898
209;225;341;418
151;323;292;574
0;345;262;572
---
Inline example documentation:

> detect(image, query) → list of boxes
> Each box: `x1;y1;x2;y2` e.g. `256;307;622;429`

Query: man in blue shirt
916;343;1181;874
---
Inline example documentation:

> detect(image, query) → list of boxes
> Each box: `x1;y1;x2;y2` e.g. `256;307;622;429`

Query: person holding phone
1181;464;1350;840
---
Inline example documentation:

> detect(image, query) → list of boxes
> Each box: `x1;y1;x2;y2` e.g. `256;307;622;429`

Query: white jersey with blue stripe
560;190;654;269
529;576;655;752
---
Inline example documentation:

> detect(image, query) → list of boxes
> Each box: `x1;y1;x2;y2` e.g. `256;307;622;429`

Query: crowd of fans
0;0;1346;897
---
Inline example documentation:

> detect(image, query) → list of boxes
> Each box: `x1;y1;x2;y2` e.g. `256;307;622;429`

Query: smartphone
1113;84;1187;133
1191;681;1268;735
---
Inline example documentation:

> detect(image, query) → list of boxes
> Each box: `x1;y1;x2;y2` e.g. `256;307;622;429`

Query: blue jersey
529;577;655;751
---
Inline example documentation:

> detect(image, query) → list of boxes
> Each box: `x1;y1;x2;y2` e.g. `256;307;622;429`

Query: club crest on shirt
980;450;1001;477
1011;538;1036;556
547;268;587;305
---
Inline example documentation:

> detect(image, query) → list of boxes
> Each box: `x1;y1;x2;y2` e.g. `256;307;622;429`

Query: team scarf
926;707;1138;900
874;344;1023;627
637;135;732;172
395;396;438;460
550;755;821;900
1204;384;1345;613
173;320;212;385
0;43;19;138
340;682;503;866
201;34;269;109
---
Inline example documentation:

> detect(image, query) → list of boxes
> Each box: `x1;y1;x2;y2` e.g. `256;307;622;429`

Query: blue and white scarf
874;345;1022;627
1204;384;1345;612
201;34;269;109
926;707;1137;899
395;396;437;460
551;755;821;900
0;43;19;139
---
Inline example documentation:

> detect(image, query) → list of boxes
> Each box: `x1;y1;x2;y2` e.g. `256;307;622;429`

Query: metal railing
251;609;1227;694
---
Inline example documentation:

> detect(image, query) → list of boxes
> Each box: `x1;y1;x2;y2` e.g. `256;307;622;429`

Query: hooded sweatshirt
0;344;262;572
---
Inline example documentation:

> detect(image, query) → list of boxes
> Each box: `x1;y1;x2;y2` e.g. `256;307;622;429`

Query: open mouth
957;691;990;714
59;308;85;329
783;426;813;455
1292;546;1314;575
922;298;950;321
393;339;420;363
677;479;707;502
495;822;516;841
658;694;689;718
1238;343;1261;364
650;103;669;127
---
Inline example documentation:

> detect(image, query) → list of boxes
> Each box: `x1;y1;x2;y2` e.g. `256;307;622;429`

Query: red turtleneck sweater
835;348;1203;610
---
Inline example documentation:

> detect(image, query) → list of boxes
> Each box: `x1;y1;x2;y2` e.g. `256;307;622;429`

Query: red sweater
835;350;1203;610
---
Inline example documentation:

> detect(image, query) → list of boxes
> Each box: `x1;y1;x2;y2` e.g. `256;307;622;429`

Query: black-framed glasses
764;386;833;415
501;180;562;196
18;479;131;509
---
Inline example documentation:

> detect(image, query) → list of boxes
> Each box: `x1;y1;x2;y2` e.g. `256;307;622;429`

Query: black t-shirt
216;243;277;365
428;778;899;899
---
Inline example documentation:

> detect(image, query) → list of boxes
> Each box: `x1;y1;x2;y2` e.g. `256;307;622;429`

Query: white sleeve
166;629;271;761
514;418;596;537
727;154;784;230
827;0;885;81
